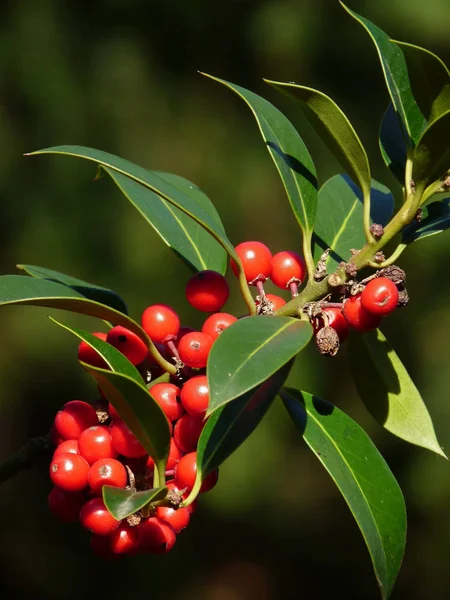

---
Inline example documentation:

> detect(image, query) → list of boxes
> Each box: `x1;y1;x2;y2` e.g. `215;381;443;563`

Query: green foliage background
0;1;449;598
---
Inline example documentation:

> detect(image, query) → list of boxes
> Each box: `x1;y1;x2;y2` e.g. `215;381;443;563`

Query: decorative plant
1;4;449;597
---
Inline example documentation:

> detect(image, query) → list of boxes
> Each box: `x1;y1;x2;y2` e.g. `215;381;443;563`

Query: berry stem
289;281;299;297
165;340;180;362
238;268;257;316
363;187;373;243
0;434;52;486
368;243;407;269
255;280;265;297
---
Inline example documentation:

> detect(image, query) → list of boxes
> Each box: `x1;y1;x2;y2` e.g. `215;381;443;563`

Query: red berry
88;458;128;495
175;326;196;346
110;421;147;458
317;307;350;342
342;294;382;332
256;293;286;312
53;439;79;458
361;277;399;317
80;497;121;536
185;270;229;312
48;487;85;523
141;304;180;344
178;331;214;368
139;517;176;554
147;437;183;472
77;332;109;368
271;251;306;289
78;426;117;465
180;375;209;417
202;312;237;340
175;452;218;493
106;325;148;365
230;241;272;284
109;523;140;555
149;383;184;421
156;506;190;533
54;400;98;440
50;452;90;492
174;414;204;453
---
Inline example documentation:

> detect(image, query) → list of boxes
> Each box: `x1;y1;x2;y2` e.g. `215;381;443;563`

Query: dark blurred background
1;0;450;598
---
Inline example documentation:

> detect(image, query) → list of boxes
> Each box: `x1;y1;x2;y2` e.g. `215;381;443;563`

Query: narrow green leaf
402;198;450;243
281;387;406;600
207;316;313;415
104;167;227;274
412;109;450;192
201;73;318;236
103;486;167;520
266;81;372;199
0;275;147;342
313;174;394;273
16;264;128;315
349;329;446;458
342;3;426;144
27;145;237;260
195;360;293;487
394;40;450;123
52;321;171;469
379;103;408;184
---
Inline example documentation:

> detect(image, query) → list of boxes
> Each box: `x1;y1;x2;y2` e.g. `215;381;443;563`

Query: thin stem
302;230;316;283
363;187;372;243
148;340;177;376
368;243;407;269
421;178;449;206
0;435;52;486
238;268;256;316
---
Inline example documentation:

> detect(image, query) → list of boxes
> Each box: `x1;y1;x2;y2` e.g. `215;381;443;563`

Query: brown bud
397;287;409;308
315;326;340;357
127;513;142;527
370;223;384;238
378;265;406;286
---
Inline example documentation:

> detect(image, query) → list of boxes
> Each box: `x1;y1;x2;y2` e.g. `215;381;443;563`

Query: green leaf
402;198;450;243
53;321;172;470
16;264;128;315
281;387;406;600
342;3;426;144
313;174;394;273
104;167;227;274
207;316;313;415
103;485;167;520
394;40;450;123
379;103;408;184
412;109;450;192
266;81;371;199
0;275;147;342
349;329;446;458
201;73;318;237
195;360;293;489
27;145;237;260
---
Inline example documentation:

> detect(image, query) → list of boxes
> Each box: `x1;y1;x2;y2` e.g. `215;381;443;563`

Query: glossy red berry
110;420;147;458
361;277;399;317
202;312;237;340
77;332;109;368
230;241;272;284
141;304;180;344
149;383;184;422
147;438;182;471
139;517;176;554
50;452;90;492
342;294;382;332
48;487;86;523
318;307;350;342
271;251;306;288
180;375;209;417
78;426;117;465
88;458;128;495
185;270;229;312
80;497;121;535
156;506;191;533
53;439;79;458
109;523;140;555
175;326;196;346
174;414;205;453
106;325;148;365
54;400;98;440
178;331;214;368
256;293;286;312
175;451;218;493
